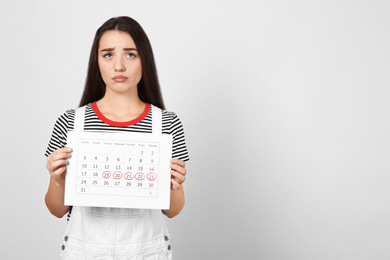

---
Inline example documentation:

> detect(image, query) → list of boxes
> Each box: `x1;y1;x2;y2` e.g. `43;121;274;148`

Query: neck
96;89;146;121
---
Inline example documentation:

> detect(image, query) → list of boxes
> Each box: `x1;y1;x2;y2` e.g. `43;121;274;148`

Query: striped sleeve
169;114;190;162
44;110;75;157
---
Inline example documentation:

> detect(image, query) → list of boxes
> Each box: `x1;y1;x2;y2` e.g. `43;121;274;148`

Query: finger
49;148;72;162
50;147;72;156
171;170;186;184
170;158;185;168
170;163;187;176
62;147;72;153
48;159;68;173
52;166;66;177
171;179;183;190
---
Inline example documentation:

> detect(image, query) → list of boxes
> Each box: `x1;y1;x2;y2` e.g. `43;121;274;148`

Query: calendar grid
65;129;172;209
75;138;160;198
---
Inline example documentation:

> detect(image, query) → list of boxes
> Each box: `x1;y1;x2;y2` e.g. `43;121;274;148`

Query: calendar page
65;131;172;209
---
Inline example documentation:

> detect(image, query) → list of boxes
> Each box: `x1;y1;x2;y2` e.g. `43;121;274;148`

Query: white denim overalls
60;105;172;260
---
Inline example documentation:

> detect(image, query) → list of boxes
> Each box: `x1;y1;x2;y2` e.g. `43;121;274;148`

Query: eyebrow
100;47;138;52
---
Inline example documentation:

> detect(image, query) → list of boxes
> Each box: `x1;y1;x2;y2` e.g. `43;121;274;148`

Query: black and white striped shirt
45;102;190;162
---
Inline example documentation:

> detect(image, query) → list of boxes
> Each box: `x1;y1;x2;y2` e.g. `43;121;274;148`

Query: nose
114;57;126;72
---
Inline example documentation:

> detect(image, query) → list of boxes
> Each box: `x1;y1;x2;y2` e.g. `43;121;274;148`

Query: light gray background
1;1;390;259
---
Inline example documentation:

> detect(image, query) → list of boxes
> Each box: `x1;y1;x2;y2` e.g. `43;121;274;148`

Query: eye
126;53;136;58
103;53;112;58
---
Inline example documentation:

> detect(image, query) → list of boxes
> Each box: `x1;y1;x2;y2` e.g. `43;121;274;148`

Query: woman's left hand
169;158;186;190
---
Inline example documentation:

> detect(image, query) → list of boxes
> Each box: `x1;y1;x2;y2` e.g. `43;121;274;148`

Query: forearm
162;188;185;218
45;176;70;218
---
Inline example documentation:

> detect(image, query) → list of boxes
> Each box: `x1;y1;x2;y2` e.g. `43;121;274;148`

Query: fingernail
66;147;72;152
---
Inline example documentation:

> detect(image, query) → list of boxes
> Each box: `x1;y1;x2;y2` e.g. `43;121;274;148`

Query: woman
45;16;189;259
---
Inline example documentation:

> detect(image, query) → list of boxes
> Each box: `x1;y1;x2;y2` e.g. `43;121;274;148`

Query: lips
112;75;128;82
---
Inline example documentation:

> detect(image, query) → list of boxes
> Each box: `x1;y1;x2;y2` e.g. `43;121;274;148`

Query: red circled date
102;171;111;179
146;173;157;181
113;171;123;179
135;172;145;181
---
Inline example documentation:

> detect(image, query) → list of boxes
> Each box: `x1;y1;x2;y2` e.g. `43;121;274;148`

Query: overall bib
60;105;173;260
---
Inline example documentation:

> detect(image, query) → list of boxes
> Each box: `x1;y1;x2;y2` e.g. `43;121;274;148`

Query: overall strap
151;105;162;135
74;106;86;133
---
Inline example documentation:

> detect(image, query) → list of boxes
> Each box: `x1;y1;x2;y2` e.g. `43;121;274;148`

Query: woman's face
98;30;142;95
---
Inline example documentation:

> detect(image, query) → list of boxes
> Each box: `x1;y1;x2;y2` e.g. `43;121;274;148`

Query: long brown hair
79;16;165;109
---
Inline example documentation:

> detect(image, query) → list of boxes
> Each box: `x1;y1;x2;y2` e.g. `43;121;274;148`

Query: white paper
65;131;172;209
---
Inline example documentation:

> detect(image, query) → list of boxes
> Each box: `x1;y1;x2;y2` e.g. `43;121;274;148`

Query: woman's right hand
46;147;72;186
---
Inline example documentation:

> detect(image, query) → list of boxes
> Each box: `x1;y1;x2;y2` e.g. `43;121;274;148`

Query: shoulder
45;106;81;157
158;107;190;161
54;104;91;131
64;108;76;121
66;104;92;120
161;108;178;122
53;109;73;130
159;108;183;130
56;108;76;128
158;107;187;137
153;105;181;122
